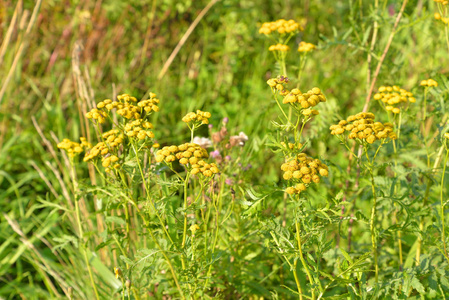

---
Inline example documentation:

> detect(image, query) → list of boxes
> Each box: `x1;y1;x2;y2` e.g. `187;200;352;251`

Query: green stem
203;179;222;291
369;169;379;285
123;203;131;254
273;91;290;123
70;162;100;300
296;219;315;300
293;258;304;300
441;149;449;263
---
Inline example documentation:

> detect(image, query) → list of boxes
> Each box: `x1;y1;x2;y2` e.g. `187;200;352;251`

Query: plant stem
70;162;100;300
293;258;303;300
369;169;379;285
203;179;223;291
295;208;315;300
441;149;449;263
181;173;191;272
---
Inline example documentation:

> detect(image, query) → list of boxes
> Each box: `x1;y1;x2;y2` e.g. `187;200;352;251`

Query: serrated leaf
340;248;353;264
411;276;425;294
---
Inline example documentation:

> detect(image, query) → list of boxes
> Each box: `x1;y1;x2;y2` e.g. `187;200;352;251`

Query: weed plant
1;0;449;299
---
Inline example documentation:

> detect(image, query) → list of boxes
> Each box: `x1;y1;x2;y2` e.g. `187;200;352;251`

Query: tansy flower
281;154;328;195
330;112;397;144
282;86;326;116
298;41;316;53
268;44;290;52
57;138;91;158
267;75;290;96
420;79;438;88
182;110;212;125
259;19;303;35
373;85;415;114
155;143;220;177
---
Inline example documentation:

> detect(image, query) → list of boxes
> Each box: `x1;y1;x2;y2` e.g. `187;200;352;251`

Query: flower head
420;79;438;88
281;154;328;195
268;44;290;52
298;41;316;53
57;137;91;158
182;110;212;125
373;85;415;114
330;112;397;144
259;19;303;35
282;87;326;116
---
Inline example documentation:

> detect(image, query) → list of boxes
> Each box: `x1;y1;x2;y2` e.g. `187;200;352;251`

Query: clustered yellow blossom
434;12;449;24
155;143;219;177
268;44;290;52
136;93;160;113
57;137;91;158
259;19;303;35
298;41;316;53
282;87;326;116
266;76;290;96
420;79;438;87
87;93;160;122
445;133;449;139
434;0;448;5
182;110;212;124
330;112;397;144
281;154;329;195
155;143;208;164
373;85;415;114
124;119;154;140
86;108;108;123
83;129;124;171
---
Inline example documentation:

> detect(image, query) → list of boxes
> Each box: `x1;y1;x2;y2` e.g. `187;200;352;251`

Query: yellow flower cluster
445;133;449;139
88;93;160;122
434;0;448;5
373;85;415;114
259;19;303;35
190;160;219;177
57;137;91;158
434;13;449;24
137;92;160;113
330;112;397;143
298;41;316;53
182;110;212;124
282;87;326;116
267;76;290;96
155;143;219;177
102;154;120;172
83;129;123;162
102;129;124;147
268;44;290;52
281;154;329;195
420;79;438;87
116;96;142;120
155;143;209;164
124;119;154;140
86;108;108;123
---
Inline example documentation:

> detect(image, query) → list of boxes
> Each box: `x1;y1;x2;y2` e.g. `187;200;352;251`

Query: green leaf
105;216;126;226
411;276;425;294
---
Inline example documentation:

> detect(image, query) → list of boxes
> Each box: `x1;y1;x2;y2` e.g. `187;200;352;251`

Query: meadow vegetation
1;0;449;299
